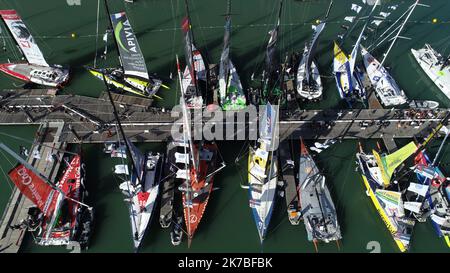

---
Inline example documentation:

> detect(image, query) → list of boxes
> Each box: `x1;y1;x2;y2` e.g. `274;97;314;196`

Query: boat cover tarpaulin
373;141;417;186
110;12;149;80
0;10;48;67
266;18;279;76
8;164;57;215
126;138;145;183
305;22;325;84
259;103;278;146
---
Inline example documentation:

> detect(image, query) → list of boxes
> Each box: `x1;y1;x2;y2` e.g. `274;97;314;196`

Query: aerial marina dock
0;0;449;255
0;89;447;143
0;122;65;253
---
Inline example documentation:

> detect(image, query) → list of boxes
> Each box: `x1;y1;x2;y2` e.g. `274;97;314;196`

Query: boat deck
159;141;177;228
0;121;66;253
278;140;300;225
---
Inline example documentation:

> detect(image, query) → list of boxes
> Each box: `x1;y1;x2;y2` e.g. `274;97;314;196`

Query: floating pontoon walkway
0;89;448;143
0;121;65;253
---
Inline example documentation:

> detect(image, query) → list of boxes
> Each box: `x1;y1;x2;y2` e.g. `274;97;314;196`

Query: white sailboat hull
130;184;159;250
248;150;278;242
297;55;322;100
411;45;450;101
361;47;407;106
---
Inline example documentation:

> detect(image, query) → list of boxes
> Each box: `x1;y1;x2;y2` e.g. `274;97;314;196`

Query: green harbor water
0;0;449;253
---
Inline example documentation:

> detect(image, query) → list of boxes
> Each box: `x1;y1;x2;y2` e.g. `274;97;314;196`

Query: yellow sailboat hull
88;69;163;99
360;173;407;252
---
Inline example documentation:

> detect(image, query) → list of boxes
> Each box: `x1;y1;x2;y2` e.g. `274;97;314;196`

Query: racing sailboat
0;144;93;248
180;0;208;109
247;0;283;105
247;102;279;243
333;1;379;106
411;44;450;101
361;1;422;106
176;55;224;247
88;0;165;98
356;141;417;252
298;139;341;249
218;0;246;110
355;115;448;252
297;1;332;102
414;128;450;247
0;10;69;87
113;145;164;251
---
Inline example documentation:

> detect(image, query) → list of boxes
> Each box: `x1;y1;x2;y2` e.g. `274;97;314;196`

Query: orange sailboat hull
182;143;217;245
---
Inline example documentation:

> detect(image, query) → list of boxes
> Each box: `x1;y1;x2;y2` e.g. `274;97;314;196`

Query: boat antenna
0;142;92;209
379;0;420;67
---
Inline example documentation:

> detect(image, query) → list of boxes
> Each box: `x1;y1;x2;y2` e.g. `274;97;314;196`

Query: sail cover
305;22;325;83
110;12;149;80
219;16;231;98
259;103;278;149
126;139;145;184
373;141;417;186
181;17;195;79
0;10;48;67
8;164;57;215
265;18;279;77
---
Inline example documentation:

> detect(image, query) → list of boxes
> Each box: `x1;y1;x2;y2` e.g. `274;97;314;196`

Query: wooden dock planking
0;91;447;143
0;121;65;253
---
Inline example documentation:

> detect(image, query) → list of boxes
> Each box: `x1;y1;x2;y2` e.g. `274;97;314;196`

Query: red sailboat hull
182;143;217;245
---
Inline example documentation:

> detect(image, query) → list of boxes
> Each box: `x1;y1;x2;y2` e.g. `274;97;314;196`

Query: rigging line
189;0;209;60
112;123;139;236
0;149;14;191
169;0;178;82
0;131;78;156
368;2;411;51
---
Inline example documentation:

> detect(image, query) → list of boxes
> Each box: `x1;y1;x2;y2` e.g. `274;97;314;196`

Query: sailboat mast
183;0;200;97
176;55;194;240
0;143;91;209
176;55;198;175
432;129;450;166
102;73;142;185
349;0;379;75
223;0;232;91
379;0;420;67
103;0;123;70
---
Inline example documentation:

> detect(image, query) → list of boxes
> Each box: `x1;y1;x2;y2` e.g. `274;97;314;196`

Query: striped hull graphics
248;148;278;243
357;153;413;252
88;67;162;99
182;143;218;245
334;70;365;106
0;63;69;87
